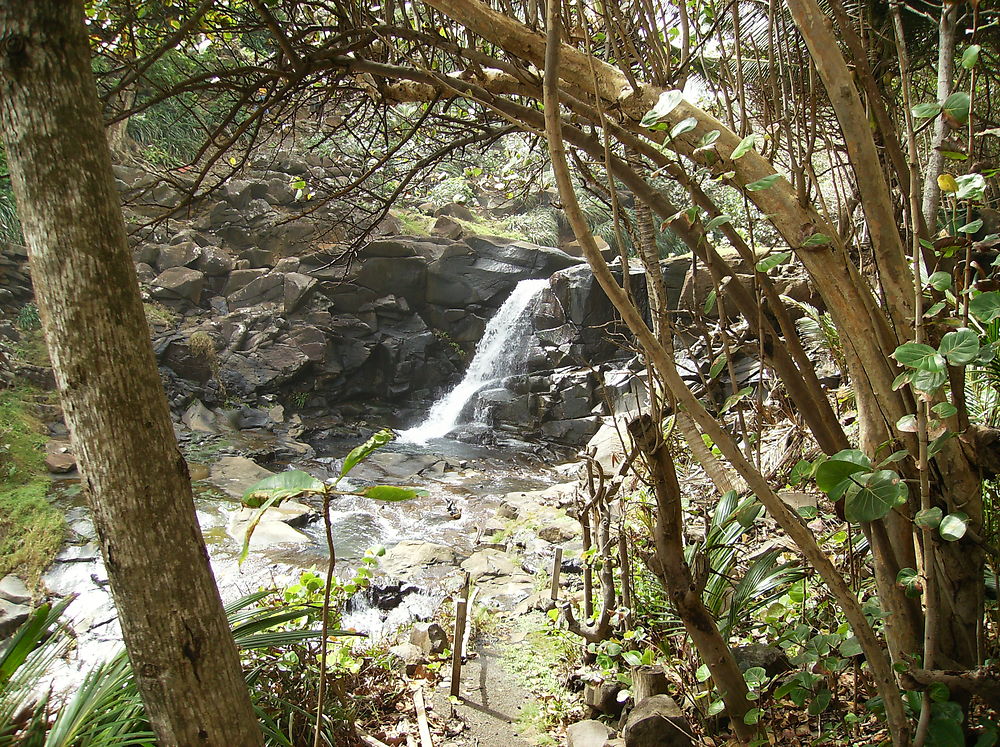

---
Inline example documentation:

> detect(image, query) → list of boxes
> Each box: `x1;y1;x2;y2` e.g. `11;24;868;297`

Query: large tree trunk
0;2;264;744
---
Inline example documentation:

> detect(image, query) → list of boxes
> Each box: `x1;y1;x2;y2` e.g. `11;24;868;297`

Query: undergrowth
0;388;63;586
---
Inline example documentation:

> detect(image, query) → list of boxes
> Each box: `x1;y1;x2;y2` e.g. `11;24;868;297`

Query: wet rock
208;456;274;499
349;581;421;612
461;548;518;578
0;575;30;605
567;720;612;747
381;541;457;578
410;622;449;655
0;598;31;638
151;267;205;305
45;441;76;473
622;695;691;747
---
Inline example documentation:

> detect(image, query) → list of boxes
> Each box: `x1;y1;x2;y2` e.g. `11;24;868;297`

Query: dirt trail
427;640;534;747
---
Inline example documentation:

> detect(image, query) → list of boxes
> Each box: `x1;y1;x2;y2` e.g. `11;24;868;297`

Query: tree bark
0;2;264;744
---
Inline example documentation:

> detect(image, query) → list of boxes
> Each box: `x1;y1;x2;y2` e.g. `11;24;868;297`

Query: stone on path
566;720;611;747
0;575;30;605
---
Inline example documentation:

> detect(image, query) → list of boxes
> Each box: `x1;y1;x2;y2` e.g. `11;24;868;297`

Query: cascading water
399;278;548;444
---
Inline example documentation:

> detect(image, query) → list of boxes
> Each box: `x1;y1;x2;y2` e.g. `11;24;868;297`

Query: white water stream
399;278;548;444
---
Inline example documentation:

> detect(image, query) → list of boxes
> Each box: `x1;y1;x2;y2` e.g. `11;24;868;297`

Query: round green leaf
939;512;969;541
914;507;943;529
640;90;684;128
927;271;953;291
893;342;945;372
931;402;958;419
910;368;948;394
896;567;921;598
939;328;980;365
943;92;971;125
815;451;871;500
962;45;981;70
843;470;906;523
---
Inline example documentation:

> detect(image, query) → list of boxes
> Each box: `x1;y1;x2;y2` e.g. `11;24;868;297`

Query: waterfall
399;278;547;444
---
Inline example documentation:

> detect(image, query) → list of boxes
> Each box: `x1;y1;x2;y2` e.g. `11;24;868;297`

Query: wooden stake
550;547;563;600
450;573;471;698
412;687;434;747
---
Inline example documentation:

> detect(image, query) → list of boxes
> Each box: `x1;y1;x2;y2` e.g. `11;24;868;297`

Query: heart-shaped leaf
927;271;952;291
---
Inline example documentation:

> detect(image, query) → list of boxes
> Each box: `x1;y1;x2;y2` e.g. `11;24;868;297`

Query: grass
0;388;64;587
391;209;434;236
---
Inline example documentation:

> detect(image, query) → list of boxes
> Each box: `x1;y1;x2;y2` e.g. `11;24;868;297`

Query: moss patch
391;209;434;236
0;388;64;586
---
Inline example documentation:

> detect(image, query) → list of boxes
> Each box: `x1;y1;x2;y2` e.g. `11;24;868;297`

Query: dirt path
427;640;534;747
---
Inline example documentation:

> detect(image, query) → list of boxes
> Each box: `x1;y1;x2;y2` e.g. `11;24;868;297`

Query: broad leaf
910;368;948;394
893;343;945;372
746;174;781;191
242;470;325;508
361;485;427;502
939;512;969;541
915;507;943;529
730;134;758;160
970;291;1000;323
801;233;831;247
640;90;684;128
932;402;958;418
709;353;727;380
695;129;721;152
755;251;791;273
705;214;732;230
670;117;698;139
721;386;753;413
843;470;906;523
957;173;986;201
962;45;981;70
815;450;870;500
943;92;971;125
927;271;952;291
896;567;922;598
938;328;980;365
704;289;717;314
896;414;918;432
912;101;942;119
959;219;984;234
340;428;395;479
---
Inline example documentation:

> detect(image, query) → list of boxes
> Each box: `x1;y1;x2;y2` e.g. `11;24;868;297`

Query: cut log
584;680;624;717
622;695;692;747
630;665;669;703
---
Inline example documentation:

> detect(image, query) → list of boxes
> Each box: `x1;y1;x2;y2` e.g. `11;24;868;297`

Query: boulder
435;202;476;221
567;720;612;747
156;241;201;271
224;268;267;296
283;272;317;314
622;695;691;747
45;441;76;473
0;575;30;605
381;541;457;577
409;622;449;655
388;642;425;675
431;215;464;239
150;267;205;304
0;598;31;638
460;548;518;578
193;246;236;276
227;273;284;309
208;456;274;499
134;262;157;284
733;643;792;678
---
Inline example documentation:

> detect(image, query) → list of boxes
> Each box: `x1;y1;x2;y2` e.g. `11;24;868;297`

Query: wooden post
550;547;563;600
619;534;632;627
450;573;471;698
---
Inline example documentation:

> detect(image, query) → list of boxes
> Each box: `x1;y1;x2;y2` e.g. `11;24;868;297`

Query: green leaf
704;289;717;314
928;431;955;458
957;173;986;201
705;214;732;230
962;44;981;70
932;402;958;418
242;470;325;508
709;353;727;379
892;371;913;391
843;470;907;523
939;328;980;365
696;663;711;682
912;101;942;119
893;342;945;372
731;134;758;160
927;271;953;291
839;636;862;657
640;90;684;128
915;507;943;529
755;251;791;272
744;667;768;687
911;368;948;394
670;117;698;139
896;414;918;433
360;485;426;502
790;459;813;486
970;291;1000;323
340;428;395;479
943;91;971;125
239;495;283;565
815;450;871;500
896;567;922;598
801;233;832;247
808;688;832;715
878;449;910;467
721;386;753;413
959;219;984;234
746;174;781;191
695;129;721;152
939;511;969;541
